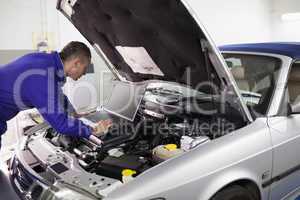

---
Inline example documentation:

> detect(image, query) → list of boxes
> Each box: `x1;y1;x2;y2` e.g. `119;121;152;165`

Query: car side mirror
86;63;95;73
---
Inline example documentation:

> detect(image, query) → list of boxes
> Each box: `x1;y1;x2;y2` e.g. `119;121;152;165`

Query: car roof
219;42;300;60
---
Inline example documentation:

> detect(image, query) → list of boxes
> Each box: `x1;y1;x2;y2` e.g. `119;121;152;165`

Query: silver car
8;0;300;200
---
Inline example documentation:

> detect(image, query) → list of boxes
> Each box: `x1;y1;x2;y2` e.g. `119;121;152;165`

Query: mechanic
0;41;110;149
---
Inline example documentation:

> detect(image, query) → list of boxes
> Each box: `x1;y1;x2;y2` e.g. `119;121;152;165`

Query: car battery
95;155;150;181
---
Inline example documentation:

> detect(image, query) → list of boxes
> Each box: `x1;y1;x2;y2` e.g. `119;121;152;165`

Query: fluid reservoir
152;144;184;163
122;169;136;183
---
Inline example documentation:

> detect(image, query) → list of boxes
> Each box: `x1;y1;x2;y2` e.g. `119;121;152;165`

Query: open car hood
57;0;253;122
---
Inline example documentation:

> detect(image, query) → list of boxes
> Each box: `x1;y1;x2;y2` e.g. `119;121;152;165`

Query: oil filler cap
122;169;137;177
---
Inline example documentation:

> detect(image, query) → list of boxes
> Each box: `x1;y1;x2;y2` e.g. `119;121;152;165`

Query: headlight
42;182;100;200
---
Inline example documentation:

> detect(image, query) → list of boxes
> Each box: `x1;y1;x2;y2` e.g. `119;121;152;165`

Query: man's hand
92;119;113;137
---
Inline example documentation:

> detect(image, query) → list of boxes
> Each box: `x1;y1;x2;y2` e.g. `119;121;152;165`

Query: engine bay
42;82;246;183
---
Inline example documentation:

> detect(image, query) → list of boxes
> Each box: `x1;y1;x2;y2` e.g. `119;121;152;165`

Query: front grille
10;156;46;200
14;162;34;191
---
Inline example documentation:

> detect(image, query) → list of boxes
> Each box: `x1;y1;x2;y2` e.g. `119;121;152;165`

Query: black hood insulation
69;0;220;89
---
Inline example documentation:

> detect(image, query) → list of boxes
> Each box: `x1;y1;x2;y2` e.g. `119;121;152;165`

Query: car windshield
222;53;281;116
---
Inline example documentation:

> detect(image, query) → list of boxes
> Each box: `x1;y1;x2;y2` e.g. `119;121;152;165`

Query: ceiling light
281;12;300;21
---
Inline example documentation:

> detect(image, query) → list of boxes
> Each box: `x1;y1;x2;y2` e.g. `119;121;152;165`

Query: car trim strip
262;163;300;188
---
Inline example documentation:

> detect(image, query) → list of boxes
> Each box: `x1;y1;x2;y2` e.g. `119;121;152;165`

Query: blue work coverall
0;52;92;148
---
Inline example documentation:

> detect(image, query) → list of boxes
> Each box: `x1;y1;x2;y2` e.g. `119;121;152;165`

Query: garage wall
186;0;272;45
0;0;59;50
0;1;37;50
0;0;114;110
270;0;300;42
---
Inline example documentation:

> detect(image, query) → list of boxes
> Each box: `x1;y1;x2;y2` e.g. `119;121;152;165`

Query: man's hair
59;41;91;62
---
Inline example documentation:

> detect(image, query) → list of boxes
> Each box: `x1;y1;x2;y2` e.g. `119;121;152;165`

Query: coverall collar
53;51;66;83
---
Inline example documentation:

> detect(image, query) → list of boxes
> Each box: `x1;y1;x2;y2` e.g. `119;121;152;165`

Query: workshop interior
1;0;300;200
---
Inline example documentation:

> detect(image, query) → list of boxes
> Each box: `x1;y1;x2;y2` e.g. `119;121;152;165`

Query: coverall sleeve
60;92;76;115
24;76;92;139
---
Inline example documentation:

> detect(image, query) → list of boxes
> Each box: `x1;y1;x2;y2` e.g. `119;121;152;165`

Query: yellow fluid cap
122;169;137;177
164;144;178;151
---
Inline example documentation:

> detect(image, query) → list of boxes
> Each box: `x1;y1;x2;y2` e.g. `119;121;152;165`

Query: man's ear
73;57;82;67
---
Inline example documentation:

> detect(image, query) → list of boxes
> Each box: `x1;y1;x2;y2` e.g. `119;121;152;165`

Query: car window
287;62;300;106
223;53;281;116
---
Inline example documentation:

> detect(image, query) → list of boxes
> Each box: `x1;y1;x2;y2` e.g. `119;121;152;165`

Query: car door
268;62;300;199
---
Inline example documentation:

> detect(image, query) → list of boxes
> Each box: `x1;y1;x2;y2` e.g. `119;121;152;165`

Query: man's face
67;56;90;81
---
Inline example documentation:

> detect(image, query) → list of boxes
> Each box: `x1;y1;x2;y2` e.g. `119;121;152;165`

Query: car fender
196;167;264;200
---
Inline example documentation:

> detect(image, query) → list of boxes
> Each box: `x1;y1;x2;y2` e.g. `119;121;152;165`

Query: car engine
42;83;245;183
